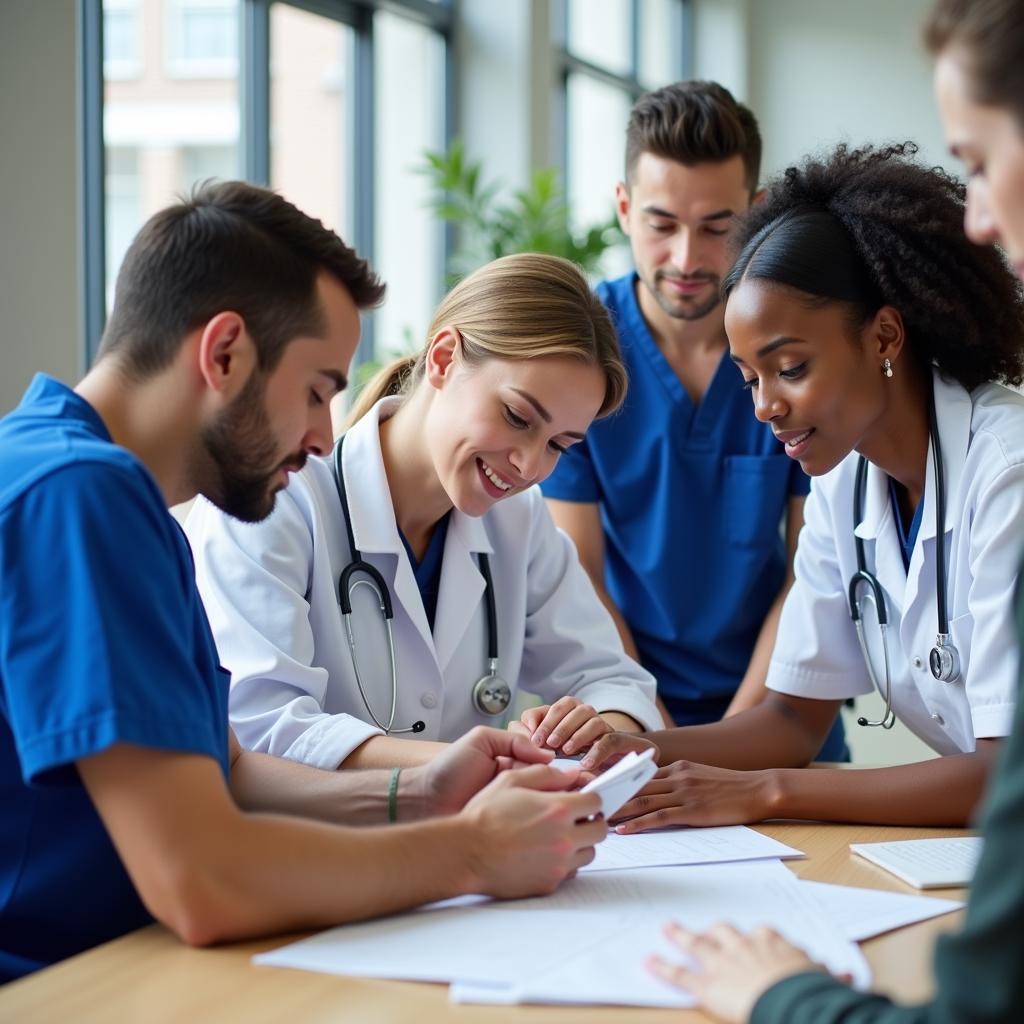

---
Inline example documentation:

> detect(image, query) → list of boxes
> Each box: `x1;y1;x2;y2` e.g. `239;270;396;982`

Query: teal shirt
753;575;1024;1023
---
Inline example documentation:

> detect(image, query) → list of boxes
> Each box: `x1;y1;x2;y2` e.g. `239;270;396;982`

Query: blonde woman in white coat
186;254;661;771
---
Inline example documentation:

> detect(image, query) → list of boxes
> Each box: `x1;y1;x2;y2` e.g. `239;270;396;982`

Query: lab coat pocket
722;455;790;549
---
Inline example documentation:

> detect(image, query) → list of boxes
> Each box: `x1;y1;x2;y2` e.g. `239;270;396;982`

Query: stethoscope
331;435;512;734
848;385;961;729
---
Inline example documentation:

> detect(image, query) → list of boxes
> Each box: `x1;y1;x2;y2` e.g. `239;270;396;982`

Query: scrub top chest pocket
722;455;791;549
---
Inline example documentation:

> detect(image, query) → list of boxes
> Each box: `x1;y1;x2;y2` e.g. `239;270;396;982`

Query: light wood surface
0;822;969;1023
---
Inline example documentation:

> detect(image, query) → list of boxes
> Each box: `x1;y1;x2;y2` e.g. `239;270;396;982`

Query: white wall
0;0;80;414
695;0;952;183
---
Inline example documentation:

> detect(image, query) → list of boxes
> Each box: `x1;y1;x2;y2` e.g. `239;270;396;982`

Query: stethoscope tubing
848;380;959;727
331;435;509;730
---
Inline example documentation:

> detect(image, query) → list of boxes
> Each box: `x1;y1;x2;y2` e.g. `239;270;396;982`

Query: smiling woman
185;252;663;775
583;142;1024;836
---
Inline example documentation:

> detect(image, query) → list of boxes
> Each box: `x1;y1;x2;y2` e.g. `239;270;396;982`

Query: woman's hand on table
648;920;830;1024
610;761;776;831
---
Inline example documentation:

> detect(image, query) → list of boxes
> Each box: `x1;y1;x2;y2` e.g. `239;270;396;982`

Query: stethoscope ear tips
857;716;868;727
411;721;426;733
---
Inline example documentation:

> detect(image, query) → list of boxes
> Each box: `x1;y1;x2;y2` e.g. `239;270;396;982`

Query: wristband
387;766;401;823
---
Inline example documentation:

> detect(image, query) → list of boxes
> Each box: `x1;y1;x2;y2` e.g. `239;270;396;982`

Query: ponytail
344;354;421;429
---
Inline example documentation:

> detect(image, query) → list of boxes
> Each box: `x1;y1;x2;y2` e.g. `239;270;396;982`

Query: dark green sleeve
752;580;1024;1024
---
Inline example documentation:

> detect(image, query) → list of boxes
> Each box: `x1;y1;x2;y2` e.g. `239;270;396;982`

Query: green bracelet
387;766;401;823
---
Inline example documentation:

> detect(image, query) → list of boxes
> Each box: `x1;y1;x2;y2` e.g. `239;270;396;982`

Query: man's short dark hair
97;180;385;380
624;80;762;194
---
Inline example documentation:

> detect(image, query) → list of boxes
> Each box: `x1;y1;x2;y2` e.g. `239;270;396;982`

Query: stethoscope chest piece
472;660;512;716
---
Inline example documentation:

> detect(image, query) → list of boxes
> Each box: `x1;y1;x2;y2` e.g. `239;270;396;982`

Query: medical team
3;0;1024;1014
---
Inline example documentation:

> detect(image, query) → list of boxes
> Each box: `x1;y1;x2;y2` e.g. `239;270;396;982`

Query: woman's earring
882;358;894;378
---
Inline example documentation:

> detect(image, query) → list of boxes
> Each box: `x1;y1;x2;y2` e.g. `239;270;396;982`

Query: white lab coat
186;397;661;768
768;369;1024;755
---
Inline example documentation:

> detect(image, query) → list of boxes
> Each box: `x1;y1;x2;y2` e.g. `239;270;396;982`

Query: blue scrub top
398;512;451;631
0;375;231;983
543;273;845;757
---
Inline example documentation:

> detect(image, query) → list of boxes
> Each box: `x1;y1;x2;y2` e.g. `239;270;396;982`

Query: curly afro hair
722;142;1024;392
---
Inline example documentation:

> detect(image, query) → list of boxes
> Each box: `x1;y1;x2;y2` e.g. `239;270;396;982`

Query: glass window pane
374;10;445;358
103;0;240;311
166;0;239;79
270;4;353;240
567;0;632;77
639;0;682;89
566;73;633;278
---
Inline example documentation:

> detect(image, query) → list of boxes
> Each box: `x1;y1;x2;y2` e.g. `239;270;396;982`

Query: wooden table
0;822;968;1023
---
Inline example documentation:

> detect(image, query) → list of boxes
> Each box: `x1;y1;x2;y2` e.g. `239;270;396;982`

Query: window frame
79;0;454;368
552;0;692;187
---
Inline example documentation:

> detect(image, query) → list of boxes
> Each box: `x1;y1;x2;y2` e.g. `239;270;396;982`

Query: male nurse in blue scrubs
542;80;846;760
0;181;605;983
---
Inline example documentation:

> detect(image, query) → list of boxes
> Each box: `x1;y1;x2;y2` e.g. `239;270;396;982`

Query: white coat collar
852;367;971;543
340;396;494;556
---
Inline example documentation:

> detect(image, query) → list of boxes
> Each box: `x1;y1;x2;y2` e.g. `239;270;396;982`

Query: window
104;0;141;80
556;0;690;274
84;0;453;366
98;0;241;314
166;0;240;79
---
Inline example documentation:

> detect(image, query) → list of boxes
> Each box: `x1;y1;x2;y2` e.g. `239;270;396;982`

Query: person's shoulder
966;381;1024;468
595;272;636;317
0;432;163;523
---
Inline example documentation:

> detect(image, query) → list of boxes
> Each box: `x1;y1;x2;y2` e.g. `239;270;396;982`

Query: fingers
580;732;652;770
461;725;553;765
647;953;700;995
517;707;547;733
553;714;611;756
611;805;691;833
506;720;531;738
495;762;581;793
530;697;590;750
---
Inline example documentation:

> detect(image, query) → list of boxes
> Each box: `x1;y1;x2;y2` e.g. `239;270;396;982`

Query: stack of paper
254;763;965;1008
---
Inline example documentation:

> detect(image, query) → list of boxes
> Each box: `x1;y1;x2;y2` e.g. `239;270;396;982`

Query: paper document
257;859;869;1008
580;748;657;818
798;880;963;941
450;860;870;1007
850;837;982;889
581;825;803;873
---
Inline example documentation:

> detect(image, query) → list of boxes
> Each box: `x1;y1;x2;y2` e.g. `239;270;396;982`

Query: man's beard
200;371;306;523
649;269;722;322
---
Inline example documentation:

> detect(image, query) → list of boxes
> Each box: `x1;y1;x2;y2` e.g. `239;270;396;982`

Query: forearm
175;810;475;945
341;734;449;769
601;710;644;733
230;749;433;825
591;581;641;662
647;697;834;769
726;591;787;717
764;748;997;826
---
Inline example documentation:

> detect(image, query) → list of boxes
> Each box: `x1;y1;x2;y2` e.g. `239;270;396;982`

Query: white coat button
931;712;945;726
912;657;923;670
420;691;438;709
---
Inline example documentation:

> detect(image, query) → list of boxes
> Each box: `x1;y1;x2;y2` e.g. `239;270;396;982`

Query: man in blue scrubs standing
543;81;846;758
0;182;605;983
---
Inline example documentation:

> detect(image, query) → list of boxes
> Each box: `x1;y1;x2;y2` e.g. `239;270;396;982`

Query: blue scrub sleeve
0;462;227;786
538;437;602;503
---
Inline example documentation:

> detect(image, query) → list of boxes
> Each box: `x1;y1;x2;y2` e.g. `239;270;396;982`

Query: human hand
610;761;775;832
579;731;659;772
518;696;613;756
412;726;555;819
648;921;828;1024
459;764;607;899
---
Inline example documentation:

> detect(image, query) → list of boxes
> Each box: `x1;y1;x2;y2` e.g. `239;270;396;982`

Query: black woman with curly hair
621;1;1024;1020
582;139;1024;836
